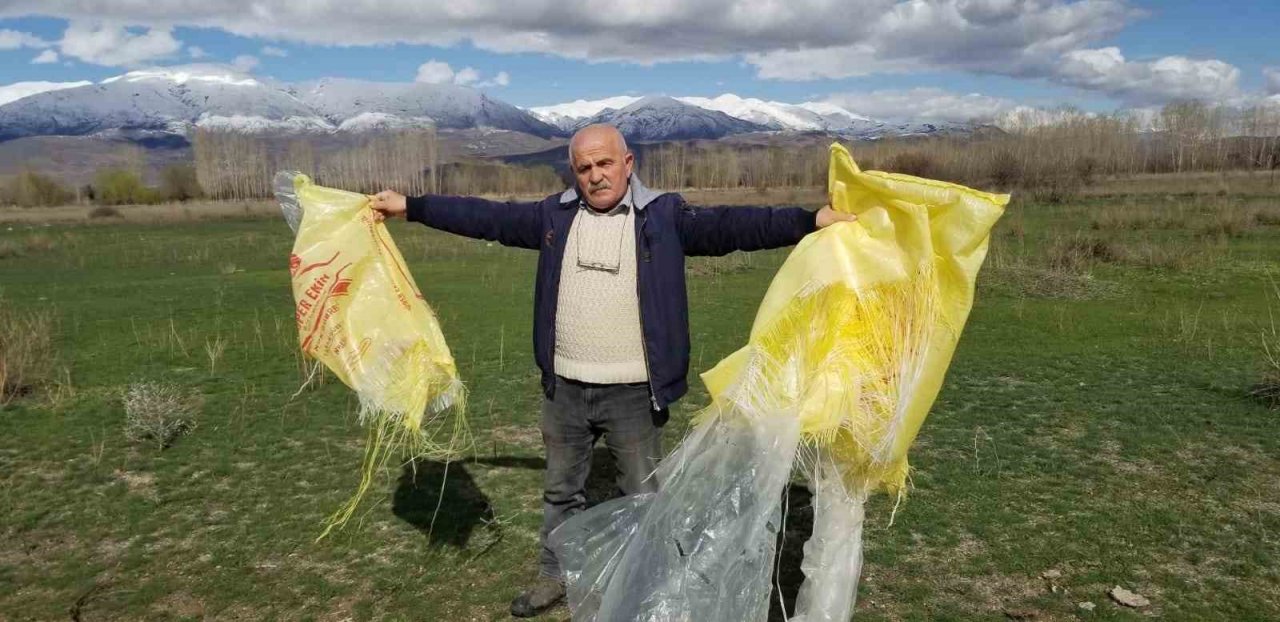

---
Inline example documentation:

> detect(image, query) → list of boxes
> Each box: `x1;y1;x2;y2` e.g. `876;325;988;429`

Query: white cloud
746;0;1135;80
473;70;510;88
0;1;1134;70
0;80;92;106
261;45;287;57
1265;67;1280;95
415;59;508;87
231;54;259;72
0;28;49;50
0;1;1247;106
58;22;181;67
188;45;207;58
453;66;480;86
415;60;455;84
1055;47;1240;105
31;49;59;64
823;88;1017;122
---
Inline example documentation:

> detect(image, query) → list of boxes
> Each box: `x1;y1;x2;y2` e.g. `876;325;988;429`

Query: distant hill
0;65;562;144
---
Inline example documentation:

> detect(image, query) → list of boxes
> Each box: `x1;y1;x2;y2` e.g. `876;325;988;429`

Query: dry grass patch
489;424;542;449
0;303;54;405
114;469;158;499
984;264;1121;300
1252;285;1280;407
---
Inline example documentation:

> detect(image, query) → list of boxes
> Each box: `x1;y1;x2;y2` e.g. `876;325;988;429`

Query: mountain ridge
0;65;985;145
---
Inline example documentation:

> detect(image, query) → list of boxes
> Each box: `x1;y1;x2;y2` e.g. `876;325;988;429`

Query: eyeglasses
575;203;630;273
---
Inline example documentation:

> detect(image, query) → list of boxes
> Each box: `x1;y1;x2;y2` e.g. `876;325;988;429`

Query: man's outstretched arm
371;190;543;250
676;200;856;257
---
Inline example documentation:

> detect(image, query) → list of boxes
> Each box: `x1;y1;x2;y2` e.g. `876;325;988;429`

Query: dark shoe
510;576;566;618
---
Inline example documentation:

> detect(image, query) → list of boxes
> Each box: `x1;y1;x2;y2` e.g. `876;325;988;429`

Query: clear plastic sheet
791;455;868;622
550;411;802;621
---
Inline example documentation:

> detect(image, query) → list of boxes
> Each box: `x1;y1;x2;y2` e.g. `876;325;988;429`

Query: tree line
1;100;1278;208
636;101;1280;202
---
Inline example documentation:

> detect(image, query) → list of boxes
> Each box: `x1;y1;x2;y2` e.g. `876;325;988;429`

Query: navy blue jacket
406;176;816;410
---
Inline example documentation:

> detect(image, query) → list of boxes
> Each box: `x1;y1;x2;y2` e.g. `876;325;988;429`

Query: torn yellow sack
700;142;1008;497
275;172;468;538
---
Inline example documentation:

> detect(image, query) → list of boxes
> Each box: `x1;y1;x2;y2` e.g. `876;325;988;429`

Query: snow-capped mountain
677;94;880;133
578;96;771;141
292;77;559;137
0;66;322;141
528;94;880;134
528;96;642;132
0;65;561;142
0;80;94;107
0;65;984;147
793;101;882;131
523;93;979;139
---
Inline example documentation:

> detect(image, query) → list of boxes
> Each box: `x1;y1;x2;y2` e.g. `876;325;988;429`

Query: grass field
1;183;1279;621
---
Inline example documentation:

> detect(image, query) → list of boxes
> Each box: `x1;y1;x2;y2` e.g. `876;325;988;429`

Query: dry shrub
0;240;22;260
88;206;122;219
990;265;1118;300
1253;207;1280;226
1074;156;1100;185
160;163;204;202
983;241;1119;300
1;171;73;207
1028;175;1082;204
1117;240;1201;271
1197;204;1257;238
987;150;1021;189
0;304;54;405
1253;285;1280;408
885;152;938;178
123;382;201;449
22;234;55;253
1019;158;1084;203
998;214;1025;241
1090;204;1185;231
1251;370;1280;408
1046;234;1123;272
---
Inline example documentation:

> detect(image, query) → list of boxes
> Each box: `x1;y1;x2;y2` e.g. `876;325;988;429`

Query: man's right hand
369;190;407;222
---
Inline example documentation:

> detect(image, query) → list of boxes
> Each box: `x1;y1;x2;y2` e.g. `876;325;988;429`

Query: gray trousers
539;375;665;579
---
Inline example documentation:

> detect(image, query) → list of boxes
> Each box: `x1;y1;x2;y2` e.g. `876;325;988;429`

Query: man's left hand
816;204;857;229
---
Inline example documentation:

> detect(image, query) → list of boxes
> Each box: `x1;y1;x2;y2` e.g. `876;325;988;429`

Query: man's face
571;130;633;211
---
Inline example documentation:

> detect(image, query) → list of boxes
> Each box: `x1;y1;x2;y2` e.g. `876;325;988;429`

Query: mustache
588;180;611;192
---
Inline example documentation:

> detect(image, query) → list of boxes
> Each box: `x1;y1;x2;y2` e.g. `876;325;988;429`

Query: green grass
1;190;1279;621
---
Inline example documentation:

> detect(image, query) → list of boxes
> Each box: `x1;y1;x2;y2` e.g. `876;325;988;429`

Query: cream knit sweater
553;187;648;384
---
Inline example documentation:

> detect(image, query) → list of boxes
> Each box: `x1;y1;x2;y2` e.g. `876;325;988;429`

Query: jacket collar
559;173;659;211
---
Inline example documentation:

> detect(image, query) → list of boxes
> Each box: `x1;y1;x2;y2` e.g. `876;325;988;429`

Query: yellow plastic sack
701;143;1007;496
275;172;467;538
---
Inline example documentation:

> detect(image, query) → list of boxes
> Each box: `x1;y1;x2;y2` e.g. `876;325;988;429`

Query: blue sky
0;1;1276;120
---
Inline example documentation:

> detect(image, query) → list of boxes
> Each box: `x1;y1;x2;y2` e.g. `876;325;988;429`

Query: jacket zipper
635;208;660;411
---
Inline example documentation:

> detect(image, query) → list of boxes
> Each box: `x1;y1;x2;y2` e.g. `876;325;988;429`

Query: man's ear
624;151;634;177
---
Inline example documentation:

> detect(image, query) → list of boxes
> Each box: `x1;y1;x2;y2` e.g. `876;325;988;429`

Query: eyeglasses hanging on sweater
573;188;633;273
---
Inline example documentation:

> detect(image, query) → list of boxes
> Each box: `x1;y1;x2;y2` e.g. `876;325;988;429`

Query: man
371;124;854;617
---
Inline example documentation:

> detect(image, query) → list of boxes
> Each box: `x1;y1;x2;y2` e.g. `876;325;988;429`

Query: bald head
569;124;628;164
568;124;634;211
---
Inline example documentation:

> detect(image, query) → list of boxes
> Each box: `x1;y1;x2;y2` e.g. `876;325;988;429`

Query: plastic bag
276;172;468;538
550;144;1007;620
